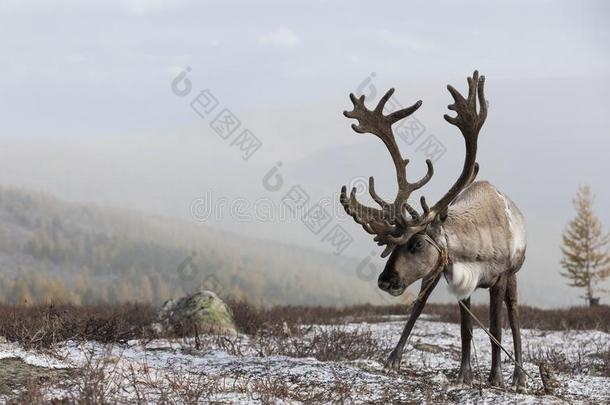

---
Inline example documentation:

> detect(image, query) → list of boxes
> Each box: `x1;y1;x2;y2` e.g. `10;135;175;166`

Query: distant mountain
0;185;387;306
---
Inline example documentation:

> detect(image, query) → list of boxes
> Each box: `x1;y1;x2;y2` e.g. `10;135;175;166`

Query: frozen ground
0;316;608;404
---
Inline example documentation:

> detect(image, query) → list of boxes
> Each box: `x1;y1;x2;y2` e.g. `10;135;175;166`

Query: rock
158;290;237;336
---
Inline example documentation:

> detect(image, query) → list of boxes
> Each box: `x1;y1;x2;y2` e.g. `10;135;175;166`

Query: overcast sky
1;0;609;307
1;0;609;139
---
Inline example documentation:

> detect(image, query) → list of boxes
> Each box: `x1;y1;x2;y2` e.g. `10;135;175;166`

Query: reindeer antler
340;89;432;257
340;71;488;257
422;70;487;221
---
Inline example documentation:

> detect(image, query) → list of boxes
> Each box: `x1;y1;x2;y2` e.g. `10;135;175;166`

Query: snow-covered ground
0;316;608;404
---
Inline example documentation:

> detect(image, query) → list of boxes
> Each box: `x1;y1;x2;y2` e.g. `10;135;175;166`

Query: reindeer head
341;71;487;295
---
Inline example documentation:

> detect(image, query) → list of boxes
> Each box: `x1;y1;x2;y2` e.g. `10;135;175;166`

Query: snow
0;318;608;404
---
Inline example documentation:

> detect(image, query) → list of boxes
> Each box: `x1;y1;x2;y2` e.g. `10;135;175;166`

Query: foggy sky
1;0;610;307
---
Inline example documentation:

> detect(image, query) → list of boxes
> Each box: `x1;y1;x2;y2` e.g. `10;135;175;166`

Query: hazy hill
0;185;385;307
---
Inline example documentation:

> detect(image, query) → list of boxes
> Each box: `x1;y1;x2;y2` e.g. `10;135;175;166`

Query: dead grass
228;300;610;335
10;349;366;404
525;334;610;378
251;326;389;362
3;301;609;404
227;300;406;335
0;302;607;351
7;378;45;405
423;303;610;332
0;303;157;350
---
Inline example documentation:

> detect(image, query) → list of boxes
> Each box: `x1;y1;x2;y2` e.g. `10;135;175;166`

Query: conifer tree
560;186;610;305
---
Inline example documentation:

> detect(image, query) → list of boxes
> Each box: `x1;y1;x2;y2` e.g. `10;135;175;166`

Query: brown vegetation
0;303;156;349
423;303;610;332
0;301;608;352
1;301;608;403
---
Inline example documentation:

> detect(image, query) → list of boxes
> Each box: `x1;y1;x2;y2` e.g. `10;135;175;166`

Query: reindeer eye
409;237;425;253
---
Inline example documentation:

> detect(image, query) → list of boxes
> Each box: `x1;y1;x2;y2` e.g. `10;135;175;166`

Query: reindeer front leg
385;273;441;371
457;297;473;385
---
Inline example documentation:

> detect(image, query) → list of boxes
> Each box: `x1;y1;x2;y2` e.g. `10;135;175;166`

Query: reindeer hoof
384;349;402;371
456;365;473;385
488;370;505;388
513;369;527;394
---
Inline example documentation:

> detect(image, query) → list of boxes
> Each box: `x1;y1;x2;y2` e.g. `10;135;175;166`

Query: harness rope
458;300;534;381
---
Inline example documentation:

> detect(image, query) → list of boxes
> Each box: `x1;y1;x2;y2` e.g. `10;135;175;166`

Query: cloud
258;27;301;48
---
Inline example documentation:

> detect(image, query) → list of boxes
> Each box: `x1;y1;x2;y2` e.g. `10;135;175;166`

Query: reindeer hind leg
488;274;507;387
505;272;527;393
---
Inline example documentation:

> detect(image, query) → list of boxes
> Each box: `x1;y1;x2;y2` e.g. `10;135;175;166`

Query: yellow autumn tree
560;185;610;305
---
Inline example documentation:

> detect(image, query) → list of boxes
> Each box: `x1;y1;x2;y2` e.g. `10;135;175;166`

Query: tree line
0;186;379;307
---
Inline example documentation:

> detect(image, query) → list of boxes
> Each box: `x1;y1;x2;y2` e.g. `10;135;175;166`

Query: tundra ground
0;304;608;404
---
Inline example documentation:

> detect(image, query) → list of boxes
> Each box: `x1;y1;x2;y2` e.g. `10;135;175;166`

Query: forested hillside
0;186;382;306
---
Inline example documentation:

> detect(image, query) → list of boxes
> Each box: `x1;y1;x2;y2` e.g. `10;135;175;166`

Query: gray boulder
157;290;237;336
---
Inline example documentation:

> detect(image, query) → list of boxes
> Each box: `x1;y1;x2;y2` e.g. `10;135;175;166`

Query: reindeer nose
378;279;391;290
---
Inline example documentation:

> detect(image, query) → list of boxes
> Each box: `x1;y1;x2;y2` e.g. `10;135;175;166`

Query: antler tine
402;159;434;193
387;100;423;124
404;203;420;221
380;244;395;258
340;185;387;236
466;70;479;109
340;185;383;219
344;93;365;115
368;176;389;209
420;196;430;215
375;88;395;113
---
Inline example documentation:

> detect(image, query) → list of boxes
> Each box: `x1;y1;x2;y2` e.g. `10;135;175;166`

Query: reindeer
340;71;527;391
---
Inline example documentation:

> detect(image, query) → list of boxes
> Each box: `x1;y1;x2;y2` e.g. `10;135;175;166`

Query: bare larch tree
560;185;610;306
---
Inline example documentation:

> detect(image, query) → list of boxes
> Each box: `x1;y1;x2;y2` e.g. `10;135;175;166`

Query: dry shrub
423;303;610;332
527;337;610;377
7;378;45;405
527;346;587;375
227;299;406;335
0;303;156;349
516;304;610;331
262;302;407;326
252;327;388;362
247;372;354;404
163;370;225;404
67;348;123;403
1;301;607;351
226;300;269;335
600;350;610;377
231;301;610;335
